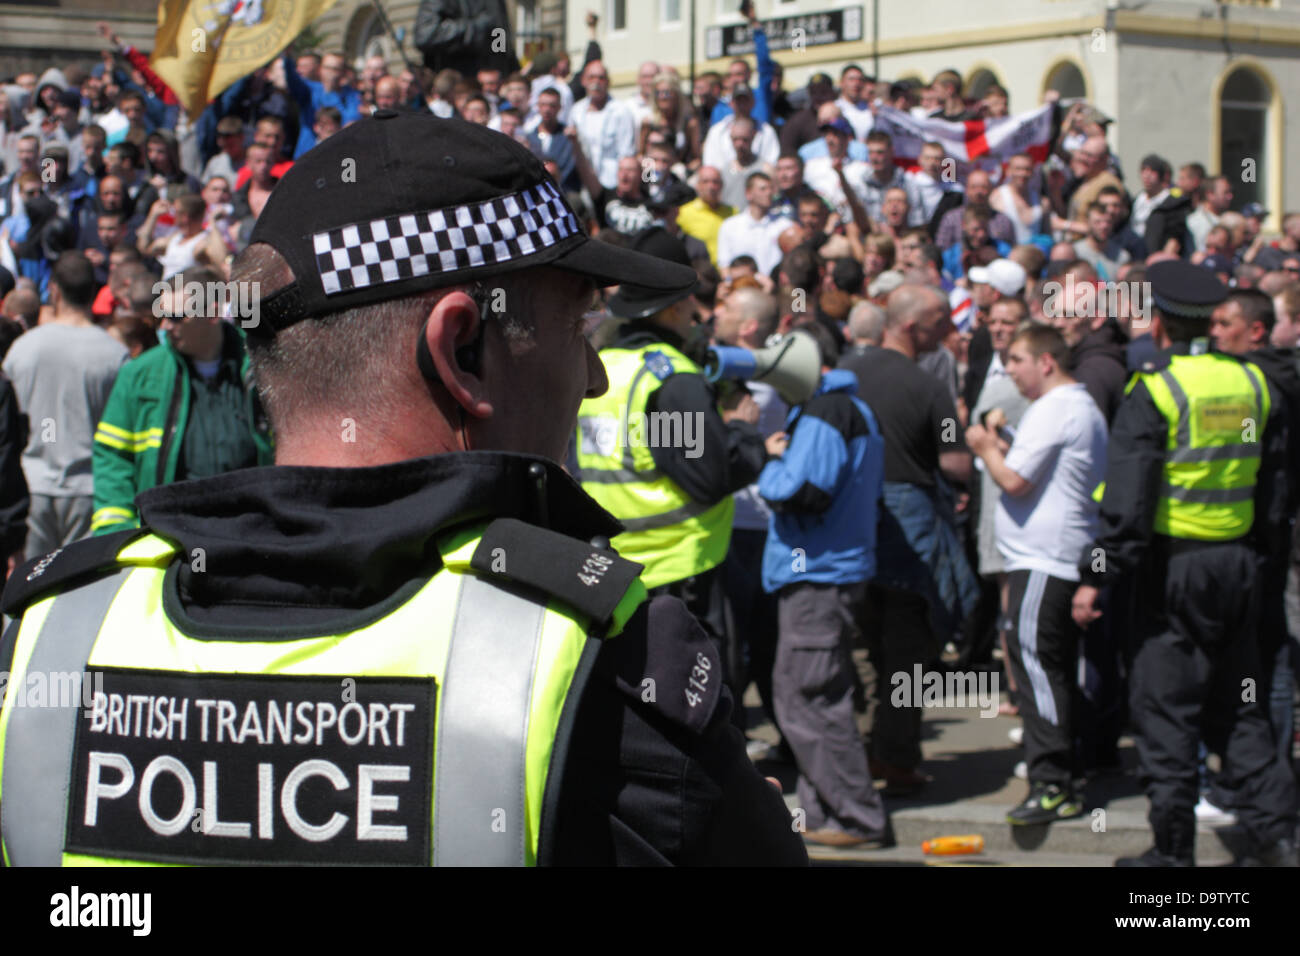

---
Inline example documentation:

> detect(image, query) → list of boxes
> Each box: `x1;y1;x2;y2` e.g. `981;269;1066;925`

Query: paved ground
741;673;1285;867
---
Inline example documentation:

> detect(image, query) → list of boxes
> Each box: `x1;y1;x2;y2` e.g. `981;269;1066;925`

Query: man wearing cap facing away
575;227;777;707
0;114;806;867
1073;260;1299;866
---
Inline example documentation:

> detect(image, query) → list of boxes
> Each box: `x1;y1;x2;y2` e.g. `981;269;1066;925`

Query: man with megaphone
574;228;779;691
754;322;892;848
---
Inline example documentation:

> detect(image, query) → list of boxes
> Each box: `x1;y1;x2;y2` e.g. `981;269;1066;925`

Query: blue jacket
283;53;363;157
708;26;775;129
874;479;980;642
942;239;1011;283
759;369;883;592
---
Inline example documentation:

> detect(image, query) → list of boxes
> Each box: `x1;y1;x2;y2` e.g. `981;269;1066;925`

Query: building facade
576;0;1300;229
4;1;1296;224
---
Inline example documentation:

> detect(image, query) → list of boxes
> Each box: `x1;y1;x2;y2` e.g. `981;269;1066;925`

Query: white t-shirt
159;230;207;279
1130;187;1169;237
835;97;874;141
715;210;794;275
995;382;1108;581
802;156;870;225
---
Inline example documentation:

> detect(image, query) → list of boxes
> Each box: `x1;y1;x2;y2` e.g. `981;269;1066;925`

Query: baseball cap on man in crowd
819;117;854;138
968;258;1027;297
247;110;697;336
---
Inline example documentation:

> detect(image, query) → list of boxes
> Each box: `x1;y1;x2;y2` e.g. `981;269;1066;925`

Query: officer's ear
1149;312;1170;349
418;290;493;420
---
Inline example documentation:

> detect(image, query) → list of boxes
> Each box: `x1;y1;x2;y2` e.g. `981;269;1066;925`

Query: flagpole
368;0;422;74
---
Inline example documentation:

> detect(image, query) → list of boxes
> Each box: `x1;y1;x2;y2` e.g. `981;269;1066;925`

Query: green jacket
92;325;273;534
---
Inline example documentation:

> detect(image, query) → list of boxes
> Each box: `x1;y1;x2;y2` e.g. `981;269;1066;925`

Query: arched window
1219;67;1270;212
345;8;386;68
1044;61;1086;100
966;68;1003;101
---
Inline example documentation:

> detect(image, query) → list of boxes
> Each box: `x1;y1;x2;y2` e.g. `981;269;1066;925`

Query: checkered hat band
1152;292;1215;319
311;181;580;296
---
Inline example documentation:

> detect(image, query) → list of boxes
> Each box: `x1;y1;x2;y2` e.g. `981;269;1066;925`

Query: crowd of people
0;7;1298;864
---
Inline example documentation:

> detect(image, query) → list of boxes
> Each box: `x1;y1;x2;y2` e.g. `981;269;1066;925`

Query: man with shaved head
838;284;977;793
372;76;402;113
678;166;733;265
713;284;791;767
629;60;662;128
1063;134;1122;226
777;224;807;258
846;301;886;348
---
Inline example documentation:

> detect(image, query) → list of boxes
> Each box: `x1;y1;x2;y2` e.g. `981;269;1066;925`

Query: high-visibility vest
574;342;734;589
1135;352;1269;541
0;524;645;867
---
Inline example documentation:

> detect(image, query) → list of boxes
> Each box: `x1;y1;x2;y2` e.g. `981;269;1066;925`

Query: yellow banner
149;0;338;119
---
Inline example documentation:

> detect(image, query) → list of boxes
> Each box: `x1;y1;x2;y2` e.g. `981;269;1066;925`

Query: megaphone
703;330;822;406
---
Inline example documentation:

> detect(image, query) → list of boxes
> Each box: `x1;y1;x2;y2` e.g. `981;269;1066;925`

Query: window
1044;61;1086;100
610;0;627;32
965;69;1003;101
1219;67;1270;212
662;0;681;24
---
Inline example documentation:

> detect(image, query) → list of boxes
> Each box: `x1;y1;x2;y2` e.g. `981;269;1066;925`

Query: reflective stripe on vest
1140;354;1268;541
574;344;733;589
0;568;131;867
0;531;626;867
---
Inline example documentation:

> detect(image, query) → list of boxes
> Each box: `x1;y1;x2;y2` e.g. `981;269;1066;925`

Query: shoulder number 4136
577;552;613;587
684;652;712;707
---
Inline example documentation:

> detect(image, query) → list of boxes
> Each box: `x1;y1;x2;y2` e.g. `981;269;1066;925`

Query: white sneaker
1013;760;1028;780
1194;796;1237;826
1008;726;1024;745
746;739;772;761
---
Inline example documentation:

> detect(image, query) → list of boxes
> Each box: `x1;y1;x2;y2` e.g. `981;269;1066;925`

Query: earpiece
416;318;484;382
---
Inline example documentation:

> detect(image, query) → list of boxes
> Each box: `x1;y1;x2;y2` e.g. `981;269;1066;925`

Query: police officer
0;113;806;867
1072;260;1298;867
573;228;770;689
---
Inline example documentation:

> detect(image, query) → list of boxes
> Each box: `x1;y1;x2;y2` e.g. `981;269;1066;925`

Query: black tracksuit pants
1004;569;1081;789
1128;540;1298;861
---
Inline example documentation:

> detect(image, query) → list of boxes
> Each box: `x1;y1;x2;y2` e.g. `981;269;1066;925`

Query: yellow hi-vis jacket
0;520;645;866
1133;352;1270;541
574;342;733;590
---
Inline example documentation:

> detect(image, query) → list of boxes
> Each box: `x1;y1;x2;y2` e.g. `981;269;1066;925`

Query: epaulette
643;350;676;382
469;518;645;636
1;528;148;616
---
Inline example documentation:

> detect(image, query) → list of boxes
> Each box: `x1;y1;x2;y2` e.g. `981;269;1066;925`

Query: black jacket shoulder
0;528;145;617
553;595;809;865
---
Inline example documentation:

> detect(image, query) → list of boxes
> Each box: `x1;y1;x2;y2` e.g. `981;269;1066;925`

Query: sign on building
705;6;864;58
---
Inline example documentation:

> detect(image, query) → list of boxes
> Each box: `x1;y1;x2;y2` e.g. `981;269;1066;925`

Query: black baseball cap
606;228;698;319
248;110;696;336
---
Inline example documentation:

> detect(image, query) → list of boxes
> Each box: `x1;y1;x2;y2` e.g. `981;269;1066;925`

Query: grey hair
847;301;886;345
231;243;535;433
